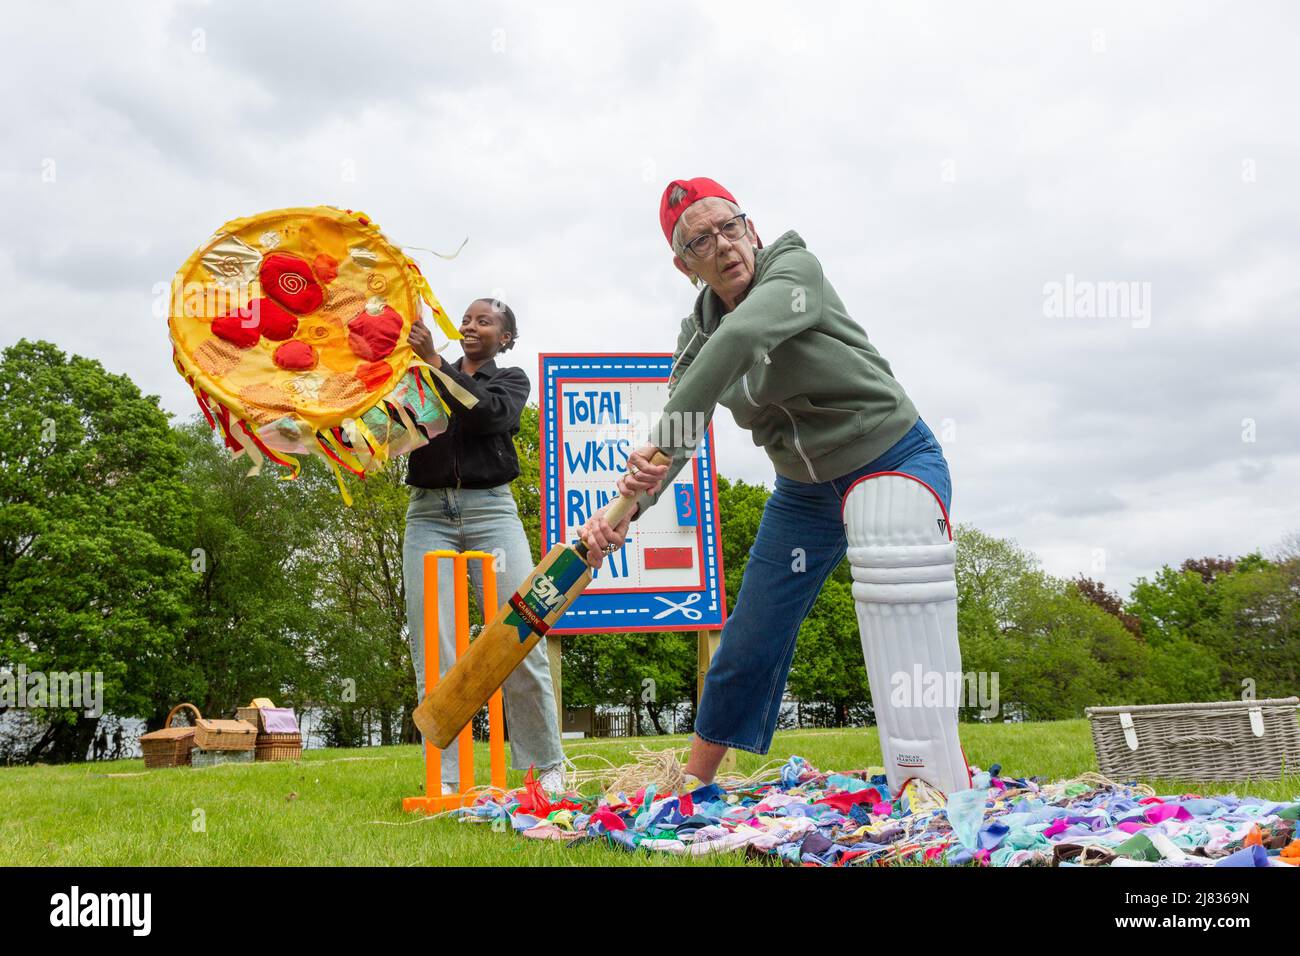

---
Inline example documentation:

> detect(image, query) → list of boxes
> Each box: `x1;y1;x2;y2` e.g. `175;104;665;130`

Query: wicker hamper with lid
245;700;302;762
235;697;277;731
255;733;303;762
1086;698;1300;782
139;704;198;769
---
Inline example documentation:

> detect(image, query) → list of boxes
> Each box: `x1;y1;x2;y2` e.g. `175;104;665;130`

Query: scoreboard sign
538;353;726;634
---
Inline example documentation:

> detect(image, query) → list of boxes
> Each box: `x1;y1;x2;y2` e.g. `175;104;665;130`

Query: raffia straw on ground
565;746;788;795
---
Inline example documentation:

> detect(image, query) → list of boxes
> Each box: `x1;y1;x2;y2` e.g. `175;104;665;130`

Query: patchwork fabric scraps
446;758;1300;868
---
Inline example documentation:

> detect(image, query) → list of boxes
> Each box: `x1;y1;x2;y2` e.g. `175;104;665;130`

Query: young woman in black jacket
404;299;565;794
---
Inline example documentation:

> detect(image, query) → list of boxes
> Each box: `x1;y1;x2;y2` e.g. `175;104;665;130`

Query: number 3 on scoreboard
673;482;697;526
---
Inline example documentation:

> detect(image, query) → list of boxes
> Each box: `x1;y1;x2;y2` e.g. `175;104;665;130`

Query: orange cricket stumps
402;550;508;815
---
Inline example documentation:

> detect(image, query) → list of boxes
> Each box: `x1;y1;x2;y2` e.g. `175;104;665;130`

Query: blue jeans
403;485;564;783
694;417;952;754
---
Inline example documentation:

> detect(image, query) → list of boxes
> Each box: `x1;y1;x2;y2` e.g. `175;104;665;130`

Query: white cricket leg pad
842;472;971;796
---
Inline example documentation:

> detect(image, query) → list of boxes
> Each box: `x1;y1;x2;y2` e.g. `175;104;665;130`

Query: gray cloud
2;0;1297;600
1052;489;1127;518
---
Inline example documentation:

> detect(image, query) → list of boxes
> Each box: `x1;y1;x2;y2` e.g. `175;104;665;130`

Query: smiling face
672;197;758;309
460;300;512;360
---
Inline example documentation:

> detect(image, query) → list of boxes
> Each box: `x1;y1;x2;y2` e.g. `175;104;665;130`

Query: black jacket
406;357;530;489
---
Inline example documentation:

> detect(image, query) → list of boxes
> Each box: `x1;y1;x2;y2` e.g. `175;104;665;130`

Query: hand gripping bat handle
575;448;672;556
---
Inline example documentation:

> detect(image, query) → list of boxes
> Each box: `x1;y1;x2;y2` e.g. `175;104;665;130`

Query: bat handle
574;448;672;557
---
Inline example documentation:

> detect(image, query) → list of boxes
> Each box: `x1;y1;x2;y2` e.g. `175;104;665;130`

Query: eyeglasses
681;213;749;259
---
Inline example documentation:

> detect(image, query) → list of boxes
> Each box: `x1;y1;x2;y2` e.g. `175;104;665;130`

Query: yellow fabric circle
167;206;468;495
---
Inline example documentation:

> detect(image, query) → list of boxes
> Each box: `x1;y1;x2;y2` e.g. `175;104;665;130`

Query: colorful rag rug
449;756;1300;867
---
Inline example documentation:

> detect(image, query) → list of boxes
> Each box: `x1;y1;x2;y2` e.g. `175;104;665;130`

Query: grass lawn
4;719;1298;866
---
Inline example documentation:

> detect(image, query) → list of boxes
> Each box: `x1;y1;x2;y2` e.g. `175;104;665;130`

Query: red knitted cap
659;177;738;247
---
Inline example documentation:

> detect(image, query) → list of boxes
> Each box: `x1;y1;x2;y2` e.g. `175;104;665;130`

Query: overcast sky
3;0;1296;597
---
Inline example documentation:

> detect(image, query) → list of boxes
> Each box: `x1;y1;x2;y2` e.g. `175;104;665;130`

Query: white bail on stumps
842;472;971;797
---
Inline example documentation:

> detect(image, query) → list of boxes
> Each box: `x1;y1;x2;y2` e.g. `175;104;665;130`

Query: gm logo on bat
530;574;564;611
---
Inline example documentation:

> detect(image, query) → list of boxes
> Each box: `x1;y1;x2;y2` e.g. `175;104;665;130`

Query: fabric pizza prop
168;206;476;501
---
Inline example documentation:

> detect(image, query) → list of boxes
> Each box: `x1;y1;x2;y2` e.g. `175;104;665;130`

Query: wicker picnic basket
235;697;277;731
1086;698;1300;782
255;732;303;762
139;703;199;769
167;702;258;752
243;700;303;761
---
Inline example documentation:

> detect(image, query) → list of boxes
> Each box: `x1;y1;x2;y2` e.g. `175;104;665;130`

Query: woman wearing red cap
578;177;972;797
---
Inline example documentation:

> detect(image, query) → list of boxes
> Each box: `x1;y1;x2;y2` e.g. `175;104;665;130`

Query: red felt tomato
355;360;393;392
347;306;403;361
211;311;261;349
312;254;339;284
273;340;318;371
259;252;324;314
252;297;299;341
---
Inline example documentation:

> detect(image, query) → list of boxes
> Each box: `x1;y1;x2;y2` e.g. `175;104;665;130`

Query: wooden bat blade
412;542;592;749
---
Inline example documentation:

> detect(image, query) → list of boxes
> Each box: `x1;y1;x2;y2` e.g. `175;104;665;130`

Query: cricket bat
412;449;671;749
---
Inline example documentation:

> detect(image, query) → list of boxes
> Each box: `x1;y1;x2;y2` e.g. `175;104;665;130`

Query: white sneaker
539;765;566;794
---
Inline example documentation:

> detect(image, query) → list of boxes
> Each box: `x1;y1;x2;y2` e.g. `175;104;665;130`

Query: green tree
1129;561;1234;650
305;458;416;745
1072;575;1143;637
559;630;695;734
1128;562;1235;701
1133;553;1300;701
954;524;1040;634
950;525;1156;721
998;576;1151;720
161;421;329;726
0;341;192;762
512;404;543;555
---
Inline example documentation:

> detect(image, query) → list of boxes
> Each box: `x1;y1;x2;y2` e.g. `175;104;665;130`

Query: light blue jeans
403;484;564;783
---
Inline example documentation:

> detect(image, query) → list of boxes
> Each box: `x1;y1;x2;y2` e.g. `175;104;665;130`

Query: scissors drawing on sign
652;593;704;622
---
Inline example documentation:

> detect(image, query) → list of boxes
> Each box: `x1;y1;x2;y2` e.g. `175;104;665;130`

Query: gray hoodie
634;230;918;518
